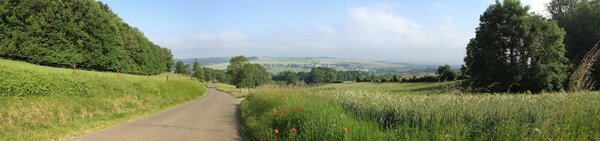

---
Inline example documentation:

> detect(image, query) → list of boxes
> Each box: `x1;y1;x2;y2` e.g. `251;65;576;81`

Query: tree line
464;0;600;93
0;0;173;75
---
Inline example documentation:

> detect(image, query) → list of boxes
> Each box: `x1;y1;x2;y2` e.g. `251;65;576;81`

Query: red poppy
291;128;297;133
259;138;262;141
297;107;302;113
274;129;279;134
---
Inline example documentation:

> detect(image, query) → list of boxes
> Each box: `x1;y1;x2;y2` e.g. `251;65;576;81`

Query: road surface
69;85;242;141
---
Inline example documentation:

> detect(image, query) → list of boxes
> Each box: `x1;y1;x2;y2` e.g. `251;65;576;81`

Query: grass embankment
215;83;253;98
240;82;600;140
0;59;207;140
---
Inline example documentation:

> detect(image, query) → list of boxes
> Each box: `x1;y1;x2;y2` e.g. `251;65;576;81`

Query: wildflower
259;138;262;141
343;127;348;134
274;129;279;134
291;128;297;133
297;107;302;113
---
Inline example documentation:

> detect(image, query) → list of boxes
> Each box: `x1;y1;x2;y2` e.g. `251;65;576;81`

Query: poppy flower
291;128;297;133
297;107;302;113
343;127;348;133
274;129;279;134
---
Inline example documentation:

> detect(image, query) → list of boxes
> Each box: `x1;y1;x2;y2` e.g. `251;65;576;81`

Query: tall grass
0;59;207;140
240;83;600;140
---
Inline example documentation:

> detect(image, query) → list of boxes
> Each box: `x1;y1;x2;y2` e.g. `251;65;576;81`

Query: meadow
239;82;600;140
0;59;207;140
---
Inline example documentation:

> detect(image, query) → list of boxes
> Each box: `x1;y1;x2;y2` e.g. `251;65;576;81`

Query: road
69;85;242;141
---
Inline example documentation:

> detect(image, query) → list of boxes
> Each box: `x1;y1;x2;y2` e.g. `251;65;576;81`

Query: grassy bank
0;59;207;140
239;83;600;140
215;83;253;98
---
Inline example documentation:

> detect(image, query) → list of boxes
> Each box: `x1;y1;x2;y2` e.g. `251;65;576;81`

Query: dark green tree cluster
227;55;269;88
548;0;600;89
0;0;173;75
192;59;205;81
272;71;300;85
203;67;228;83
306;67;337;84
336;71;362;81
437;65;458;81
464;0;568;92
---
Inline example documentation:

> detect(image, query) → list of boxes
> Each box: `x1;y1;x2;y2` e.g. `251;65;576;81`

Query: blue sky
99;0;549;65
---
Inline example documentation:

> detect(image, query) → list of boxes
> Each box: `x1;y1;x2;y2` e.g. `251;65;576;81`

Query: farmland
180;57;438;74
0;58;206;140
239;82;600;140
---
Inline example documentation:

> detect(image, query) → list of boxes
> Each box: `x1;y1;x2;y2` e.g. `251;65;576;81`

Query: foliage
464;0;568;92
0;0;173;75
238;64;270;88
0;59;206;140
306;67;337;84
227;55;250;86
174;61;185;74
192;59;205;81
549;0;600;89
203;67;228;83
437;65;458;81
272;71;300;85
226;55;270;88
240;83;600;140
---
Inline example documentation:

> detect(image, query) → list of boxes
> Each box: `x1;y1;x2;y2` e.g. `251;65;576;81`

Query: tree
175;61;185;74
227;55;249;85
283;71;299;85
0;0;173;75
237;64;270;88
547;0;587;17
182;64;192;76
192;59;205;81
392;75;400;82
307;67;337;84
464;0;568;92
437;65;458;81
548;0;600;89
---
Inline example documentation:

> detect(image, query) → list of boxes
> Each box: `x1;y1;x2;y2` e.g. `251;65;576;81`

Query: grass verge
0;59;207;140
215;83;253;98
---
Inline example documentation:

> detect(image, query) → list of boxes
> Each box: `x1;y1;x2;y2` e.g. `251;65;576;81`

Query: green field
239;82;600;140
196;57;433;74
0;59;207;140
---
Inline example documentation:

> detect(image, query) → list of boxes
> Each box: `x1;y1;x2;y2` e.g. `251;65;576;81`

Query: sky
99;0;550;65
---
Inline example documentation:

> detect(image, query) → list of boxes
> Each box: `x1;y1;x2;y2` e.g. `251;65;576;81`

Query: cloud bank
154;4;473;65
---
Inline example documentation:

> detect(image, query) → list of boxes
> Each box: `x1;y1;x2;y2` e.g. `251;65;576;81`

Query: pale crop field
239;83;600;140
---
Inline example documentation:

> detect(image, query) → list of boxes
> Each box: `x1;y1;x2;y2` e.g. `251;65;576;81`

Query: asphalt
69;85;242;141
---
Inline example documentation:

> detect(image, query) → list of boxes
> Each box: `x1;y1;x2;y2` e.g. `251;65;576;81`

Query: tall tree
227;55;249;85
465;0;568;92
182;64;192;76
192;59;205;81
548;0;600;88
175;61;185;74
307;67;337;84
238;64;270;88
437;65;458;81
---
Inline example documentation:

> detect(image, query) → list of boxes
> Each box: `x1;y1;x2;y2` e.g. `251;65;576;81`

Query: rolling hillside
0;58;206;140
180;57;437;75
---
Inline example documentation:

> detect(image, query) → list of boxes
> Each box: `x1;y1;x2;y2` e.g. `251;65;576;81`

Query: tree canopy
226;55;269;88
548;0;600;89
437;65;457;81
0;0;173;75
464;0;568;92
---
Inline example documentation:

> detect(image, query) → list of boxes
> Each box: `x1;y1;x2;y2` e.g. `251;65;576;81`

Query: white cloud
153;4;473;65
524;0;551;16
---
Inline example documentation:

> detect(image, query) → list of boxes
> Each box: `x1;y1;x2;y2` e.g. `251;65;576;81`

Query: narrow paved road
70;85;241;141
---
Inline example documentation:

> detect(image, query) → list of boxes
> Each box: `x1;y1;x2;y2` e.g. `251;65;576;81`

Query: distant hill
178;57;437;75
